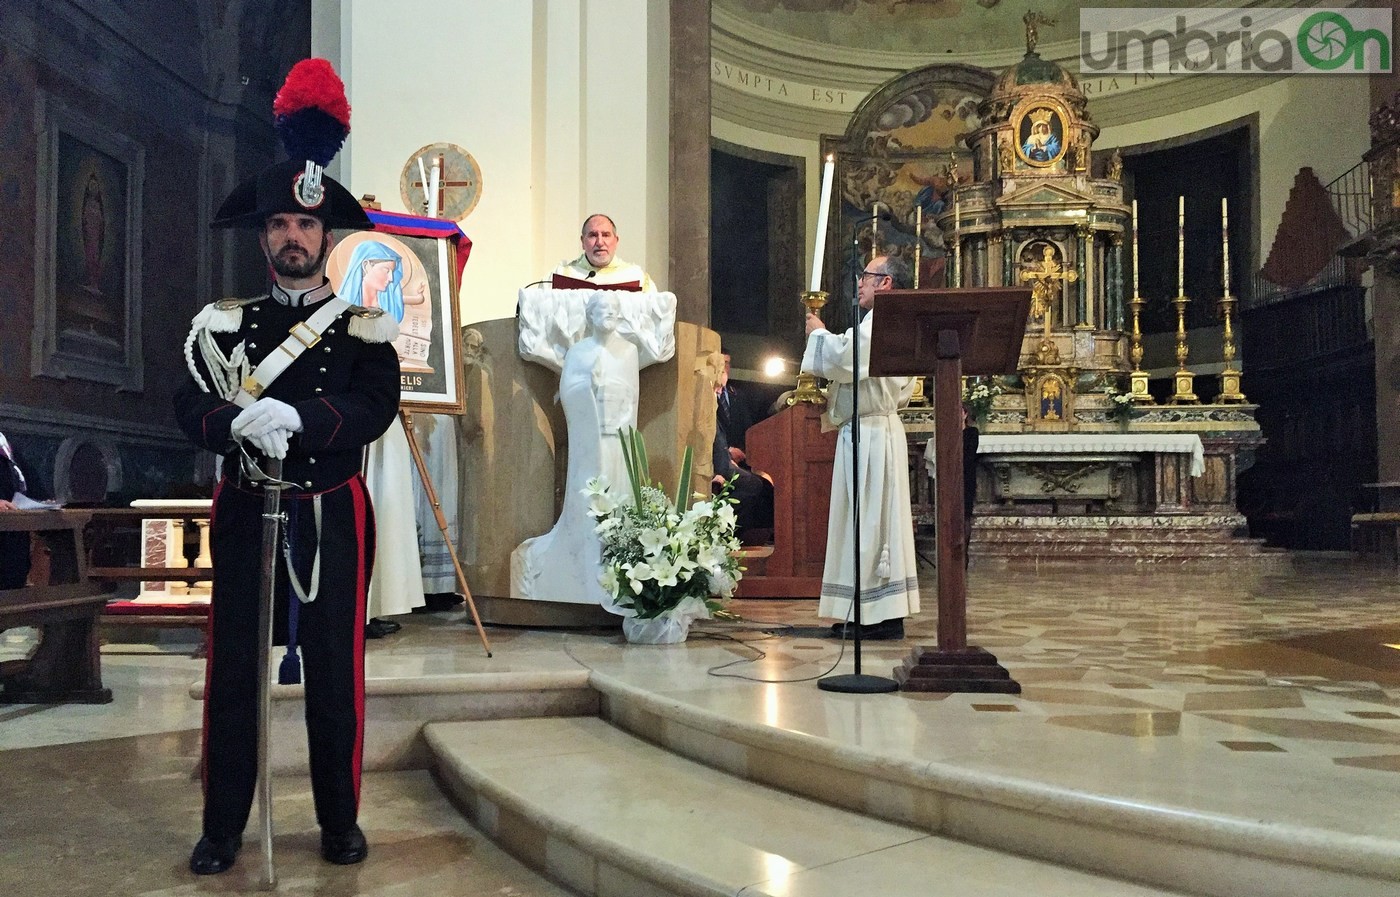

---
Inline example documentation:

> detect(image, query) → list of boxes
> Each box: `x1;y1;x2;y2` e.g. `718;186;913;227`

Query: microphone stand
819;209;899;695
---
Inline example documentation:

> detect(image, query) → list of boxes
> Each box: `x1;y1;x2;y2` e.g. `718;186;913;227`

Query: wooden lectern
869;287;1031;694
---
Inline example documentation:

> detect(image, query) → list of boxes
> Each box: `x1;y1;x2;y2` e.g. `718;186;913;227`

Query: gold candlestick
1215;290;1246;403
914;205;922;289
1214;197;1246;404
1169;291;1198;404
1127;293;1153;403
789;290;829;405
953;197;962;287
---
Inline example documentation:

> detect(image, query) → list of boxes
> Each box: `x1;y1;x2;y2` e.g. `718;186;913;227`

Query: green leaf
619;428;644;509
674;444;693;509
636;430;651;486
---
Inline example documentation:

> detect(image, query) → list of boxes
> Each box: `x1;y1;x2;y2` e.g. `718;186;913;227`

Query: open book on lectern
550;273;643;292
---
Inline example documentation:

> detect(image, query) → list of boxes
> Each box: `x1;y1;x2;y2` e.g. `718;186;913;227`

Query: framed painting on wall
328;209;473;414
32;95;145;391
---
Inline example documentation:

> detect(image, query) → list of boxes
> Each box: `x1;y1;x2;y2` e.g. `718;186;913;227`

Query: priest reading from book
551;213;657;292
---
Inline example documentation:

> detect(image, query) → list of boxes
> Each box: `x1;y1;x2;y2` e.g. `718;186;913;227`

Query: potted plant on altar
961;376;1002;426
585;428;743;645
1101;383;1136;430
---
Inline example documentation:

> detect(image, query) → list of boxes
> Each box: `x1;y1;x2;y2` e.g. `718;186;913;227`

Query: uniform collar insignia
271;280;334;307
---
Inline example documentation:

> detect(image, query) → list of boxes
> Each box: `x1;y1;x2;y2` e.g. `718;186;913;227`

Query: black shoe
830;618;905;641
417;592;464;612
364;618;402;639
321;824;368;865
189;835;241;875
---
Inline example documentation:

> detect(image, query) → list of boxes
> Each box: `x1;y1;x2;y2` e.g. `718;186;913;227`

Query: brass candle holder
1127;293;1153;403
1214;290;1247;403
1169;292;1198;404
788;290;828;405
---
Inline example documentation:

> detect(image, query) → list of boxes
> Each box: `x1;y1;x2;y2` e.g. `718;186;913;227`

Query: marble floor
2;555;1399;896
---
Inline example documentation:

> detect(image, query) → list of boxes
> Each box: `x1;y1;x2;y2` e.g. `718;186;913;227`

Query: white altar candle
416;156;431;213
810;154;835;291
1177;195;1185;295
871;202;879;263
1221;197;1230;292
1131;199;1140;295
428;157;442;218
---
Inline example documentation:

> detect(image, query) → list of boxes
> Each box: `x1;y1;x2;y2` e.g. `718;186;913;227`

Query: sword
248;451;290;890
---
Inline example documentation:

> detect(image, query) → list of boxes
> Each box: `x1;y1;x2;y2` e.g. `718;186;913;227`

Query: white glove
232;398;303;440
247;429;290;460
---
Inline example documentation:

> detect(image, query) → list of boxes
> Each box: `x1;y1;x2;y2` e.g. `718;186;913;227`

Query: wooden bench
85;503;212;649
0;509;112;704
1351;512;1400;565
87;500;211;626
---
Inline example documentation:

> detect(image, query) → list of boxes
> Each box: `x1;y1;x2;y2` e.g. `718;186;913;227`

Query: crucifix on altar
1019;243;1078;365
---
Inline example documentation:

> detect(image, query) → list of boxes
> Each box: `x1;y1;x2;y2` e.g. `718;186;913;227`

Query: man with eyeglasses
801;255;919;640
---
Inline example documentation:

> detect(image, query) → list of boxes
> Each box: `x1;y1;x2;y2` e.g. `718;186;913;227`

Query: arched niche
818;63;996;332
53;436;122;505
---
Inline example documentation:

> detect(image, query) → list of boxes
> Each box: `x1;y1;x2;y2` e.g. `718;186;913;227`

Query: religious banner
329;209;472;414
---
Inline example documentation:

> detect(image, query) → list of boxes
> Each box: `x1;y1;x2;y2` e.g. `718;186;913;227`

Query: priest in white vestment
550;213;657;291
363;418;426;631
801;254;919;640
511;288;676;609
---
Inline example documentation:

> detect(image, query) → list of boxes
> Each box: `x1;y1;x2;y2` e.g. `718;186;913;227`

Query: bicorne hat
212;58;372;231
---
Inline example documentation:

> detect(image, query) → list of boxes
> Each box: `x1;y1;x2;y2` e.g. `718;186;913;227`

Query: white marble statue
510;288;676;607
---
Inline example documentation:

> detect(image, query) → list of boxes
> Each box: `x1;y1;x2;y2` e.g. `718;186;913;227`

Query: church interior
3;2;1400;895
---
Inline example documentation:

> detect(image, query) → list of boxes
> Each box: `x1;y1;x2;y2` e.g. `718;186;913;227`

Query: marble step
425;716;1187;897
591;672;1400;897
953;517;1283;563
967;518;1260;540
968;539;1278;557
193;670;597;775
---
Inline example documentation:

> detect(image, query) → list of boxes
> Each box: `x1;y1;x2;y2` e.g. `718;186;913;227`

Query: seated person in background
960;402;979;568
0;430;33;588
551;213;657;291
712;353;773;544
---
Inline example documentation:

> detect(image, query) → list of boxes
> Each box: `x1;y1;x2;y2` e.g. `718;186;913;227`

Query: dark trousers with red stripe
201;475;374;839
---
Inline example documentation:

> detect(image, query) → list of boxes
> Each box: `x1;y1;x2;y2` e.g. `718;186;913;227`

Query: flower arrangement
584;428;742;628
961;376;1002;421
1101;383;1136;423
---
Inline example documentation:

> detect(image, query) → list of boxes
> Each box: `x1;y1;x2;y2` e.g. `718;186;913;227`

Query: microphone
520;279;552;289
850;210;893;227
586;270;596;279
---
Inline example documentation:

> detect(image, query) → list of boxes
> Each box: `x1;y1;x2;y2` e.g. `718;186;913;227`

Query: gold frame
1012;97;1070;169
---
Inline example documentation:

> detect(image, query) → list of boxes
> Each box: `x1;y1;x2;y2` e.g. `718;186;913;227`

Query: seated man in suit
712;352;773;544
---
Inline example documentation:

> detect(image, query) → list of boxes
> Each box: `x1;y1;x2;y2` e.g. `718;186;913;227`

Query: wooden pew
0;509;112;704
84;506;211;653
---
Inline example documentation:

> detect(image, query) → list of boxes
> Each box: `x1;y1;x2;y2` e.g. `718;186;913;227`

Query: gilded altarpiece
820;40;1268;563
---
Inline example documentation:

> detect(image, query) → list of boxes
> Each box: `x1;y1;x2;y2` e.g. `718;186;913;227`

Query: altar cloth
975;433;1205;477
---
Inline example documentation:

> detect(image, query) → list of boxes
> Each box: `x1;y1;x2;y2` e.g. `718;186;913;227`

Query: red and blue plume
272;58;351;168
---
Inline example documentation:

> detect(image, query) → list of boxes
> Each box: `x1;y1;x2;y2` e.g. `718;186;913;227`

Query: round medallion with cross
399;142;483;220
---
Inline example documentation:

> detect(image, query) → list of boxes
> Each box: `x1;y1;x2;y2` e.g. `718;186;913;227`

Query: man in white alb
551;213;657;291
801;254;919;641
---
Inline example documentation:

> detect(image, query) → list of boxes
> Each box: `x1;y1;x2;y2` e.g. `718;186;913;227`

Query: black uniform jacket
174;292;400;490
